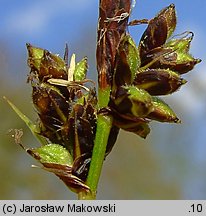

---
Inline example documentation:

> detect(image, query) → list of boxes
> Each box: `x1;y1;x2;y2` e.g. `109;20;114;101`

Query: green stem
79;114;113;199
78;88;112;200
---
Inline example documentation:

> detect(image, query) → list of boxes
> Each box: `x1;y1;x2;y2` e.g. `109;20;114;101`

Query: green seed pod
111;85;153;118
74;57;88;81
140;45;200;75
166;32;192;53
164;32;201;74
125;86;154;117
148;96;180;123
133;69;186;95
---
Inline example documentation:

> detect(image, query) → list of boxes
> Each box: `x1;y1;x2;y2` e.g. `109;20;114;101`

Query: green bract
31;144;73;165
27;43;44;70
74;57;88;81
164;32;201;74
120;35;140;82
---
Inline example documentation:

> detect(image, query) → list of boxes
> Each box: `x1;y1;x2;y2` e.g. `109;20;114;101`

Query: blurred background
0;0;206;199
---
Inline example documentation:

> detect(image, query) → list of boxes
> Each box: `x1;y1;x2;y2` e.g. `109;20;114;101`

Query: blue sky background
0;0;206;199
0;0;205;81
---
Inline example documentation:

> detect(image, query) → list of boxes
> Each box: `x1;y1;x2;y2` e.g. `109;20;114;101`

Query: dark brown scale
32;84;72;146
105;125;119;155
42;162;90;192
77;119;95;153
107;104;150;138
139;15;168;58
32;86;51;114
32;85;70;119
72;125;120;181
110;87;132;115
72;153;92;181
61;118;75;153
139;4;176;58
140;47;200;74
114;45;132;87
39;114;63;131
27;44;68;82
133;69;186;95
140;47;176;68
112;114;149;138
74;104;96;154
164;60;199;75
39;51;68;81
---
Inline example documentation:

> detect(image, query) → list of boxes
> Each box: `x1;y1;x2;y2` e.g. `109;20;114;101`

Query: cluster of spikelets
26;44;98;192
109;4;200;138
5;4;200;194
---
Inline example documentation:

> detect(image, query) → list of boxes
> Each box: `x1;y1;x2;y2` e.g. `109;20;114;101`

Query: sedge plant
4;0;200;199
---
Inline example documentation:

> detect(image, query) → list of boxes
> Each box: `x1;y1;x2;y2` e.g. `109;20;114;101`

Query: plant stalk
78;87;113;200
